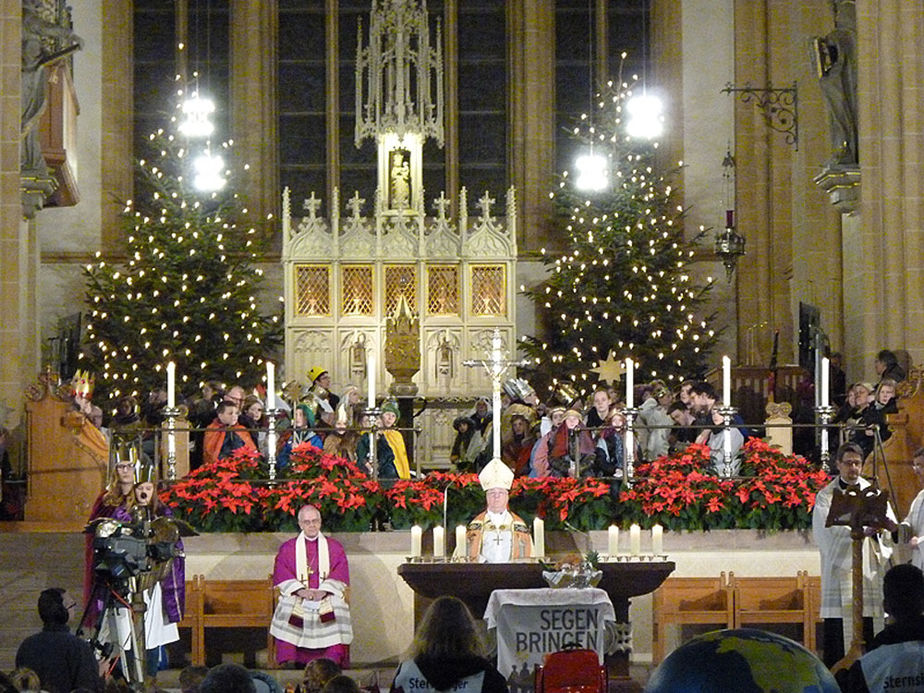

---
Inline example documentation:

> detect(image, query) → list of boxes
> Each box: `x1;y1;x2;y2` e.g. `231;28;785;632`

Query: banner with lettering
483;588;616;679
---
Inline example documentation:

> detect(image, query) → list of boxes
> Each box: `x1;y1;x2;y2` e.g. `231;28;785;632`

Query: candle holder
162;406;182;481
717;405;739;477
622;407;639;485
264;407;284;483
363;407;382;481
815;404;836;468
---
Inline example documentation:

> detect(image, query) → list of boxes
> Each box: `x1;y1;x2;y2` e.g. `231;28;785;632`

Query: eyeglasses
115;464;134;471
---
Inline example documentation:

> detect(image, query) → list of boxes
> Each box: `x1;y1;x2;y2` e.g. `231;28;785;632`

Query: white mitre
479;457;514;492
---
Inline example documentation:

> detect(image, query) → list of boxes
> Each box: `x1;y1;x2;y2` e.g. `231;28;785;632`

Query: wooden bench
177;575;277;666
653;572;822;663
652;573;733;664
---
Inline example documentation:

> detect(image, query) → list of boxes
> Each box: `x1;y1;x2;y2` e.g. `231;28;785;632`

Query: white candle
821;357;830;408
630;524;641;556
652;524;663;555
266;361;275;410
722;355;732;406
533;517;545;558
367;351;377;406
410;525;422;558
625;357;634;408
166;361;176;408
608;525;619;557
433;526;445;557
455;524;467;555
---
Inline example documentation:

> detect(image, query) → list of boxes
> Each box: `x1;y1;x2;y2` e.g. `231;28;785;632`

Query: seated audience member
531;406;567;477
875;348;906;385
16;588;103;693
179;664;210;693
637;381;673;460
323;401;360;465
834;382;860;425
695;403;744;476
390;596;508;693
305;367;340;427
203;401;258;466
278;404;324;470
302;658;342;693
547;409;595;478
457;459;533;562
841;564;924;693
595;409;628;481
501;405;537;476
356;400;411;479
667;400;697;452
9;668;41;693
469;398;492;436
845;382;878;459
242;395;268;455
199;663;257;693
450;415;484;472
584;388;612;435
321;675;361;693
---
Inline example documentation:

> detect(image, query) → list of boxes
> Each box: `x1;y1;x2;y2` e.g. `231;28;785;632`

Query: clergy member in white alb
270;504;353;667
812;441;895;668
458;458;533;563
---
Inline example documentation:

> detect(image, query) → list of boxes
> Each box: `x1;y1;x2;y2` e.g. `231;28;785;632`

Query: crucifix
463;328;529;463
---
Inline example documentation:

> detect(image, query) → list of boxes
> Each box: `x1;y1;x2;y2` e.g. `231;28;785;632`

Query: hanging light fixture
574;0;608;191
193;148;226;192
714;147;745;280
178;89;215;138
625;0;664;140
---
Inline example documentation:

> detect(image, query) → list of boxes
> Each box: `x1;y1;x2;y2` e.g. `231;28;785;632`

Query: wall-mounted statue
812;0;858;167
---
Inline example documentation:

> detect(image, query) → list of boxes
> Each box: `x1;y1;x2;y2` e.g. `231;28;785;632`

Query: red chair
534;648;607;693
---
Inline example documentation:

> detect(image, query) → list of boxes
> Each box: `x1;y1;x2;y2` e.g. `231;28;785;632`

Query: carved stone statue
21;0;82;174
813;0;858;167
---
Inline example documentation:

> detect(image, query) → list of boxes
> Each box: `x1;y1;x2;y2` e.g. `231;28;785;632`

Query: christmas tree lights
522;73;718;395
80;107;282;406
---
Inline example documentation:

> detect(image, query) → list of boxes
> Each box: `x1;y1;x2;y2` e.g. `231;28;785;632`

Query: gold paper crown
72;370;95;400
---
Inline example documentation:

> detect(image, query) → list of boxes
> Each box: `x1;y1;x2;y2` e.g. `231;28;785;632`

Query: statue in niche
389;149;410;209
349;333;367;381
435;331;454;381
21;0;82;174
812;0;858;167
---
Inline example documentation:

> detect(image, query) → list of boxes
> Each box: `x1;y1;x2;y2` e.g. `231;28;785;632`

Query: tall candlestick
433;526;445;557
266;361;275;410
625;357;634;408
533;517;545;558
629;524;641;556
492;385;502;461
722;355;731;405
651;524;663;555
410;525;422;558
608;525;619;557
821;357;830;408
455;524;467;556
367;351;377;406
166;361;176;408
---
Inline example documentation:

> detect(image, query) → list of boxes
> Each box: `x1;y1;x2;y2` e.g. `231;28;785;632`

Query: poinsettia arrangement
160;438;829;533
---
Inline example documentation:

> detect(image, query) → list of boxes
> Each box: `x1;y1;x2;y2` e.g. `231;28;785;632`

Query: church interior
2;0;924;689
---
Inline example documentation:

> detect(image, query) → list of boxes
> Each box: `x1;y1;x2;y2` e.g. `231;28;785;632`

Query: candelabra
622;407;639;486
815;404;836;468
265;408;283;482
717;405;739;478
162;406;182;481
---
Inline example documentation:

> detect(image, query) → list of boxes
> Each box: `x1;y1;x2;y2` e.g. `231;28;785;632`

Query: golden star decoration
590;351;627;384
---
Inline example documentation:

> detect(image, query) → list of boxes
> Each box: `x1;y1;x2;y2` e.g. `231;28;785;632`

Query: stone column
1;0;39;427
100;0;133;249
852;0;924;370
508;0;555;252
229;0;279;241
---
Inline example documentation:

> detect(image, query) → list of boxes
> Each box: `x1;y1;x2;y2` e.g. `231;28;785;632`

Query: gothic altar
280;0;519;467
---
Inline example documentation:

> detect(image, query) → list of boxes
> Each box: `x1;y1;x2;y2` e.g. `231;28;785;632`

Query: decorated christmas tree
80;111;282;404
522;73;718;394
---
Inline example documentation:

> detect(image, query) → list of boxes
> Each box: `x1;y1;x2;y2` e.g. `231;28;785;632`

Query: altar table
484;587;615;677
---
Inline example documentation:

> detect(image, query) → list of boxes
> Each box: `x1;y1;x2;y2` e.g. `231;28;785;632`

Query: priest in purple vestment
270;504;353;667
